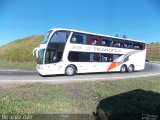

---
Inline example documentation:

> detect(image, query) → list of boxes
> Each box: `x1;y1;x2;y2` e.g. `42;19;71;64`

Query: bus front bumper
37;65;46;75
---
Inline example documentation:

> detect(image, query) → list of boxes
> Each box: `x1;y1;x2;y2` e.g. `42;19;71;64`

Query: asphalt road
0;62;160;84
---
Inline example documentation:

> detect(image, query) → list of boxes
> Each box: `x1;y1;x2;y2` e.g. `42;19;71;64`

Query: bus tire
120;65;127;73
127;64;134;72
65;65;77;76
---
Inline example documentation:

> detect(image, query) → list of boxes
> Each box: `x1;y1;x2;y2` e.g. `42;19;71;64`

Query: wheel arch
121;64;127;68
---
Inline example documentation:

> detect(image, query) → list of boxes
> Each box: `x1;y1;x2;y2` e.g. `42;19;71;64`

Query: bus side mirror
33;47;39;57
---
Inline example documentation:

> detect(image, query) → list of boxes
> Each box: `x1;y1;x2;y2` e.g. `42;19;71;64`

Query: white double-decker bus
33;28;146;76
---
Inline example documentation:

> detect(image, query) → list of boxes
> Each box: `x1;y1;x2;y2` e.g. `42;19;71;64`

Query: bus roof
50;28;146;43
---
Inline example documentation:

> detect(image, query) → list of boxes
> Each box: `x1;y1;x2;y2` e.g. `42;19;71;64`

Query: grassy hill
146;43;160;61
0;35;43;70
0;36;159;70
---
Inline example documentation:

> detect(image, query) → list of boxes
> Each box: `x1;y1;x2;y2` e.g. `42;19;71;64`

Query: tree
115;34;119;37
122;35;127;39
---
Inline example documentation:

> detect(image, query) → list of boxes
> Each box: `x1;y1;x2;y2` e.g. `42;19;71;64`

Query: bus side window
68;51;79;61
124;56;129;63
80;52;90;61
133;42;145;50
115;43;121;47
142;43;146;50
124;41;133;49
98;36;101;46
100;53;113;62
101;54;108;62
94;53;101;62
113;39;122;48
71;34;83;44
138;43;145;50
101;40;106;46
77;35;83;43
91;36;98;45
124;43;128;48
113;54;119;61
57;51;63;62
88;35;92;45
68;51;90;62
71;37;77;43
82;34;87;44
89;53;101;62
101;37;112;47
133;42;141;50
133;45;139;49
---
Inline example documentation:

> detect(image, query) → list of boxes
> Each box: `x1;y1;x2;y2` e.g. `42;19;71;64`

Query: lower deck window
68;51;122;62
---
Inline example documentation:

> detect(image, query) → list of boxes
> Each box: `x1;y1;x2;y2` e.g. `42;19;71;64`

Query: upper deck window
91;36;101;45
133;42;145;50
124;40;133;49
113;39;123;48
87;35;101;45
101;37;112;47
71;33;87;44
69;31;145;50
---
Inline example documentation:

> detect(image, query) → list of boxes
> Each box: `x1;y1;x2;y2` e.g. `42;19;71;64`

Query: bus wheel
65;65;77;76
127;65;134;72
120;65;127;73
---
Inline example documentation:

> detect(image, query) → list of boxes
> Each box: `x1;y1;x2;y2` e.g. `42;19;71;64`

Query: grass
146;43;160;62
0;35;43;70
0;60;36;71
0;76;160;119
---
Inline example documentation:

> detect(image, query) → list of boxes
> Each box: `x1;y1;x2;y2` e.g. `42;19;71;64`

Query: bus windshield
37;49;45;64
41;30;53;44
49;31;70;43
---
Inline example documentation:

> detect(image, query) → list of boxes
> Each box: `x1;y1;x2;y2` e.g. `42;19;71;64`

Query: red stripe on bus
88;35;92;44
107;62;117;71
98;36;101;46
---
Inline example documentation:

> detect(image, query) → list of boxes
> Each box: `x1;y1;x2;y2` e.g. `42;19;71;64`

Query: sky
0;0;160;45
